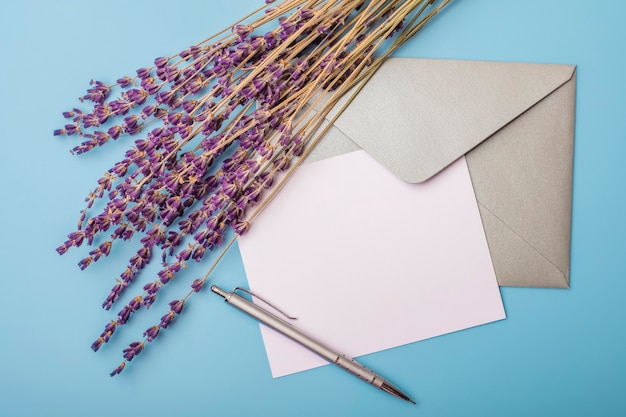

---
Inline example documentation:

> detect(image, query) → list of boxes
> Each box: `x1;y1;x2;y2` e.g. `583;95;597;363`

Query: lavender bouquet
55;0;450;376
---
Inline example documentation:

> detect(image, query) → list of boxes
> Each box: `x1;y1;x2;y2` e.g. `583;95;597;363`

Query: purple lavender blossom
110;362;125;377
117;305;133;325
108;125;123;139
136;68;151;79
122;341;144;361
102;282;126;310
91;338;105;352
191;278;205;292
143;293;158;309
54;0;448;376
159;311;176;329
143;281;161;295
143;325;160;342
81;80;110;104
233;221;250;235
128;296;144;312
92;320;119;351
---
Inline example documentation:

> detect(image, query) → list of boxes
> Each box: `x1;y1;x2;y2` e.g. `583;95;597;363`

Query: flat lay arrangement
1;1;625;416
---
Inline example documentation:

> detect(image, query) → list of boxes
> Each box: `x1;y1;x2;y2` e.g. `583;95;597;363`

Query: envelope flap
323;58;576;183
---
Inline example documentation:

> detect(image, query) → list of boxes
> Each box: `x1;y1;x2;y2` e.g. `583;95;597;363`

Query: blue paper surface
1;1;625;416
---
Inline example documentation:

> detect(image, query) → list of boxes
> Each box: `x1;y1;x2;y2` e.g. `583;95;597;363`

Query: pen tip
380;381;415;404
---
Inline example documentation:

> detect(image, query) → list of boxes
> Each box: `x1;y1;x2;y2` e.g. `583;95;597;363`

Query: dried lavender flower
55;0;451;376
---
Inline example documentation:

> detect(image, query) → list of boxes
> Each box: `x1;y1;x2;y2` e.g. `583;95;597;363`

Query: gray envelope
307;58;576;288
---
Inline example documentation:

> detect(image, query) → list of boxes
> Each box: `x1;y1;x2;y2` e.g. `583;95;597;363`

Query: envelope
308;58;576;288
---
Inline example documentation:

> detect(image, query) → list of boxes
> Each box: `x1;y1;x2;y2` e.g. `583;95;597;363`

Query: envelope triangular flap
327;58;575;183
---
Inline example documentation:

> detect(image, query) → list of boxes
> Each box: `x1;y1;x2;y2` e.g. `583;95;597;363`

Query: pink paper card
238;150;505;377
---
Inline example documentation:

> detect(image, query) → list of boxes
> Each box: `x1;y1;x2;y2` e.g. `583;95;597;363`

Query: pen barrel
226;292;382;386
334;354;384;387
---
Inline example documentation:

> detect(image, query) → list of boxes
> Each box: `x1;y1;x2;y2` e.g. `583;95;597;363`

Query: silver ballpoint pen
211;285;415;404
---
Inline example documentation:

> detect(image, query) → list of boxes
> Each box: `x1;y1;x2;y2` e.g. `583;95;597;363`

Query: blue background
1;1;625;416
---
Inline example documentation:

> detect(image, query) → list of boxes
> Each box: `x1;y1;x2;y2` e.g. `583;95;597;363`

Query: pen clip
233;287;297;320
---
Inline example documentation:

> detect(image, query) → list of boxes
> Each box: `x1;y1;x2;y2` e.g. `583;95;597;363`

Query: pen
211;285;415;404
